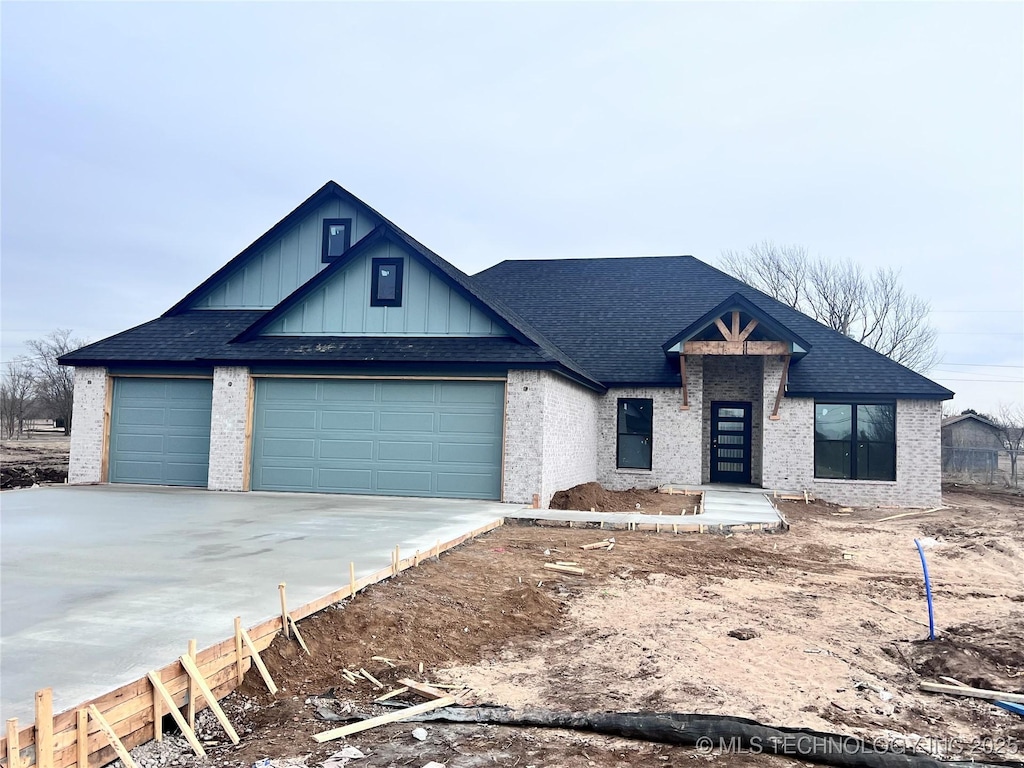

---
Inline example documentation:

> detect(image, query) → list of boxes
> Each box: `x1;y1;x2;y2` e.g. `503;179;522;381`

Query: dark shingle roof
472;256;952;400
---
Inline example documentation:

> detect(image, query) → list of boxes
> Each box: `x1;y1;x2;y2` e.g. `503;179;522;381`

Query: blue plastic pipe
914;538;936;640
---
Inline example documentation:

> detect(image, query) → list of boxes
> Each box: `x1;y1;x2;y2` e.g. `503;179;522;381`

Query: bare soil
550;481;702;515
0;432;70;489
148;486;1024;768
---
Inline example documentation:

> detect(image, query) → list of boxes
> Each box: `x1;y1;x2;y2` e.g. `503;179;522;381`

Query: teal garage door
251;379;504;499
108;378;213;487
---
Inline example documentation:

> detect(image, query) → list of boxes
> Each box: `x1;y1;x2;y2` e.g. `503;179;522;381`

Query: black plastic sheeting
409;706;1007;768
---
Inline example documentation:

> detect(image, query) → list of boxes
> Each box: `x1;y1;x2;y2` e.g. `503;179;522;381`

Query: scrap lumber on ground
312;696;457;743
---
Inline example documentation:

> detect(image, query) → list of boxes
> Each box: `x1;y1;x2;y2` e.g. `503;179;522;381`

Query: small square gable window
321;218;352;263
371;257;404;307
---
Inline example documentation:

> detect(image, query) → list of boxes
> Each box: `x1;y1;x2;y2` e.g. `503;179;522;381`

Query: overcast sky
2;1;1021;413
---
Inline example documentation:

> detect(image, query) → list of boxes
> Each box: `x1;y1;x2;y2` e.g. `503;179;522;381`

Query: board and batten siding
263;241;507;337
191;198;380;309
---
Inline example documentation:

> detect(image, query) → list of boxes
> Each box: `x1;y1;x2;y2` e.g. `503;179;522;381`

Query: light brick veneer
68;366;108;484
207;366;252;491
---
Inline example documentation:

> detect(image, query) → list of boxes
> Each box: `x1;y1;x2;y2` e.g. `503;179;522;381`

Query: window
815;403;896;481
321;218;352;263
617;398;653;470
370;257;404;307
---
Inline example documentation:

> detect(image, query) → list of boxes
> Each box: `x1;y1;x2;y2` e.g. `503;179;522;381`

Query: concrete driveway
0;485;515;720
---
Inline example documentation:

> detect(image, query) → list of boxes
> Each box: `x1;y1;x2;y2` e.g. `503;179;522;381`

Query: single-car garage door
251;379;504;499
108;378;213;487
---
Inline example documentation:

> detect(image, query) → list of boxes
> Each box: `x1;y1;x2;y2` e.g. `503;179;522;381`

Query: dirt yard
0;432;70;489
132;485;1024;768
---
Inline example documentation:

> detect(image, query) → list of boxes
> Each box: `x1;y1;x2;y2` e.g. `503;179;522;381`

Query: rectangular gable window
321;218;352;263
815;403;895;481
617;398;653;470
371;257;404;307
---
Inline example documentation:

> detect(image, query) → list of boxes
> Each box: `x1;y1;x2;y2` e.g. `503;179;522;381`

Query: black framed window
815;403;896;480
321;218;352;263
370;257;404;307
617;398;653;470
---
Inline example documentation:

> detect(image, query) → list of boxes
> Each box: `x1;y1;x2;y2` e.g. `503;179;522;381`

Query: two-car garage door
250;379;504;499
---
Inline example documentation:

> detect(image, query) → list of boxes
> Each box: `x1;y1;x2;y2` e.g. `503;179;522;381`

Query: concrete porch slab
0;485;515;720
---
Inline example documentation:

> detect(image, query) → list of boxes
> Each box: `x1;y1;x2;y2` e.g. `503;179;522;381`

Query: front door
710;401;752;484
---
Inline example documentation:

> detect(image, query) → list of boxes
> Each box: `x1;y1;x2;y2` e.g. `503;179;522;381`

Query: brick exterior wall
503;370;599;506
68;367;108;484
761;364;944;507
701;356;764;484
597;358;704;490
207;366;252;491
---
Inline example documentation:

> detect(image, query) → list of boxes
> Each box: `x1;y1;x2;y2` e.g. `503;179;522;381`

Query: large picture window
617;398;653;470
815;403;896;481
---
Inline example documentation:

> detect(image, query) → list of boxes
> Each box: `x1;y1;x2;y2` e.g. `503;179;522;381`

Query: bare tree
0;357;38;439
27;329;86;436
718;243;939;372
995;403;1024;488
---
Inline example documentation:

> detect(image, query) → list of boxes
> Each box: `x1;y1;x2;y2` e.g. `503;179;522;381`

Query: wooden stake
279;583;289;638
234;617;245;686
86;706;137;768
543;563;585;575
435;539;440;560
147;673;207;758
397;678;449;699
394;545;400;575
288;615;310;655
313;696;457;743
374;687;409;702
76;710;88;768
349;561;356;597
153;665;162;742
186;639;198;729
7;718;21;768
179;654;241;744
359;668;384;689
239;627;278;694
35;688;53;768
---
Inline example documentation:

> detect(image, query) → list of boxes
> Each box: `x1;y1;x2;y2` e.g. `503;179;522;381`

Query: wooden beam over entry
683;340;789;356
770;355;791;420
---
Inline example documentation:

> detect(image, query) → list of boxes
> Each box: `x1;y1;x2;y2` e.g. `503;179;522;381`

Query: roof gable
247;226;513;338
661;292;812;358
167;182;384;314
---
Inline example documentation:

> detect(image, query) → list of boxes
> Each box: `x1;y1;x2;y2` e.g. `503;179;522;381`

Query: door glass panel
718;408;745;418
717;448;743;458
717;462;743;472
718;434;744;444
718;421;743;431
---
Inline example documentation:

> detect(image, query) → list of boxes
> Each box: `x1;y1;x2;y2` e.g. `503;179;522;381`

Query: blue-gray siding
109;378;213;486
251;379;504;499
263;241;506;336
192;198;380;310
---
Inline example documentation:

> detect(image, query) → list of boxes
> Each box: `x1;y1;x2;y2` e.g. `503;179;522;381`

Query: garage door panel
260;466;315;489
380;382;434;402
437;442;499;465
376;469;433;493
252;379;503;499
378;441;433;462
322;381;376;402
319;440;374;460
321;410;375;431
438;412;500;434
261;438;316;459
117;407;168;427
436;472;495;495
440;382;500;404
109;378;212;487
379;411;434;432
317;468;373;491
115;434;164;453
263;379;318;401
264;409;317;430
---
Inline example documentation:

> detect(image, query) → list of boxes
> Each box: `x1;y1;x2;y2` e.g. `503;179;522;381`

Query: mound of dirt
549;482;700;514
908;620;1024;692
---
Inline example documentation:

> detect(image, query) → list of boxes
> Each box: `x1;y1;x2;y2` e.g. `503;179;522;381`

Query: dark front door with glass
710;402;752;484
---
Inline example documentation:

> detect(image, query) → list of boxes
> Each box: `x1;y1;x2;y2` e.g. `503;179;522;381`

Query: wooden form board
0;517;505;768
